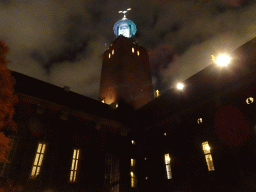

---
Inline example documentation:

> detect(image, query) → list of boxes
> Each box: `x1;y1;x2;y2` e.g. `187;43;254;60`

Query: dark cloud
1;0;256;99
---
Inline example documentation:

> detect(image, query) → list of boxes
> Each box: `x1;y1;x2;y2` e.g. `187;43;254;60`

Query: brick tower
99;9;154;109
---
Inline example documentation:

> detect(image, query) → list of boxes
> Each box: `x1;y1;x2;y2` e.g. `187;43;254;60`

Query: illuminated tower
99;9;154;109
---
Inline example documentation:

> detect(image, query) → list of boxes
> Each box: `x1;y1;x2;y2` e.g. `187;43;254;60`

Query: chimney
63;86;70;92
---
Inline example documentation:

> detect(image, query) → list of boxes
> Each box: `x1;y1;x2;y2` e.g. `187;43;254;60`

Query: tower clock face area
119;24;130;38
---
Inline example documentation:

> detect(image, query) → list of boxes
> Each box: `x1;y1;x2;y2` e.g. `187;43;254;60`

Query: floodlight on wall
246;97;254;104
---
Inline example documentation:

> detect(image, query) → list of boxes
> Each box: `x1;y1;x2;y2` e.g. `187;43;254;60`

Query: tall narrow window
137;50;139;56
106;154;120;192
132;47;134;53
202;141;215;171
112;49;114;55
131;171;135;187
164;153;172;179
70;149;80;182
105;154;112;184
131;159;135;167
130;158;136;187
31;143;46;178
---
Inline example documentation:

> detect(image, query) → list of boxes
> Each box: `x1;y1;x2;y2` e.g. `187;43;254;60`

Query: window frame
202;141;215;171
30;142;47;178
69;149;81;183
164;153;172;179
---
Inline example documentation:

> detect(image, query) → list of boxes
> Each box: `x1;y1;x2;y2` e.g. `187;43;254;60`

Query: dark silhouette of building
1;10;256;192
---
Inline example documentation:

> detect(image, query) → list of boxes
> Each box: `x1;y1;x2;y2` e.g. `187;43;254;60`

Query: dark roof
12;71;116;120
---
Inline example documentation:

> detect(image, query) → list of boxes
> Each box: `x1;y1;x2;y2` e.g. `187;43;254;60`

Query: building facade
1;10;256;192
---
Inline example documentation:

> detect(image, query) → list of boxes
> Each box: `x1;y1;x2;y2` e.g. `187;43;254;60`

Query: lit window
145;177;148;180
112;50;114;55
31;143;46;178
109;53;111;58
197;118;203;124
131;171;135;187
202;141;215;171
164;133;166;136
102;100;105;103
246;97;254;104
132;47;134;53
116;104;118;108
131;159;135;166
70;149;80;182
131;140;135;145
164;153;172;179
144;157;147;160
156;89;160;97
137;50;139;56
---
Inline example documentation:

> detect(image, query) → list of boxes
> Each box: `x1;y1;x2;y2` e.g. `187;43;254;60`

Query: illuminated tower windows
131;158;135;166
202;141;215;171
31;143;46;178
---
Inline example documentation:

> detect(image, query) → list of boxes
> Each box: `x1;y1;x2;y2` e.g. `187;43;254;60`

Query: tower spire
118;8;131;20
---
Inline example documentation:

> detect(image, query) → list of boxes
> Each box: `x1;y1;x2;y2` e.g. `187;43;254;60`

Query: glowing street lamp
212;54;231;67
176;83;184;90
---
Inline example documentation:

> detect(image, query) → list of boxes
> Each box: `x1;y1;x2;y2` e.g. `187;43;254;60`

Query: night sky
1;0;256;100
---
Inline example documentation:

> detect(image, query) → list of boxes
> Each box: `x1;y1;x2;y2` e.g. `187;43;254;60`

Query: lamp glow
215;54;231;66
176;83;184;90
